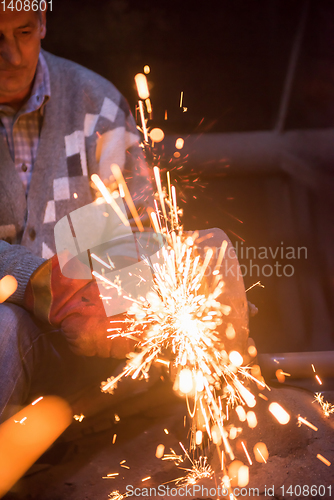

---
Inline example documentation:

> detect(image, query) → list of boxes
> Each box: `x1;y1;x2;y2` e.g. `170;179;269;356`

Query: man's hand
24;254;136;358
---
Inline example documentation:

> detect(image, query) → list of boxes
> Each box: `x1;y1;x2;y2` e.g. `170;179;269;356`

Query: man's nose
0;37;22;66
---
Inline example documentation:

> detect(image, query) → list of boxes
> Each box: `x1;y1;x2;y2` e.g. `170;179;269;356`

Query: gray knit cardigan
0;50;152;304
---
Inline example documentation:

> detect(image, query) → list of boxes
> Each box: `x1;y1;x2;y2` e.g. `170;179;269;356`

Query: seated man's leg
0;303;47;422
0;303;148;424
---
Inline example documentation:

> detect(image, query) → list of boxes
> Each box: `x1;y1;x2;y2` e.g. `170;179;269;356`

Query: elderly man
0;3;153;422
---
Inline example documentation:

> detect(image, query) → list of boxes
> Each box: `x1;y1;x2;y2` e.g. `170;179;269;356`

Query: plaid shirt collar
0;51;51;119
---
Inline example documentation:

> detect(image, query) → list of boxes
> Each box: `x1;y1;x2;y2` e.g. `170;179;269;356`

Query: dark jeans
0;303;121;423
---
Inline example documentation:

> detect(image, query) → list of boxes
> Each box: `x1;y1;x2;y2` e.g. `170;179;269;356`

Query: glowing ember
14;417;27;425
31;397;43;406
145;98;152;114
228;460;244;487
253;442;269;463
155;444;165;458
73;414;85;422
135;73;150;100
237;465;249;487
226;324;236;340
162;449;183;465
91;174;129;227
241;441;252;465
235;406;247;422
108;491;127;500
297;416;318;431
175;137;184;150
110;164;144;232
275;369;286;384
229;351;243;367
149;127;165;143
269;402;290;425
195;430;202;445
316;454;331;466
246;411;257;428
313;393;334;417
178;368;193;394
0;275;17;303
175;456;213;486
247;345;257;357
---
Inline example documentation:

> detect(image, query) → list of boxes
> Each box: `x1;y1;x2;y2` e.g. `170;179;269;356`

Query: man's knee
0;303;40;350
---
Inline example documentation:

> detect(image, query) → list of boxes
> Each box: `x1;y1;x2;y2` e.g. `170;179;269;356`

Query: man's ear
39;9;47;39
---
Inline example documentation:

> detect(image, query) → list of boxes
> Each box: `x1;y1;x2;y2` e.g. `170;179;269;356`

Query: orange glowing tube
0;396;72;497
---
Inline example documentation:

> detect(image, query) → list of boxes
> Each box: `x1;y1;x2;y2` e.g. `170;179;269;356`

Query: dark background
43;0;334;132
43;0;334;354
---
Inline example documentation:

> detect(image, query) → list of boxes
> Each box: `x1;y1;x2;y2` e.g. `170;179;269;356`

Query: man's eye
18;31;32;36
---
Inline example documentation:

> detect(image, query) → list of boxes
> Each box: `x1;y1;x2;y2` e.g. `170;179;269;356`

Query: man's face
0;7;46;106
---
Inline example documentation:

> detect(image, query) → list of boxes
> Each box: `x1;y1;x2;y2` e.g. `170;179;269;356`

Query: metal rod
258;351;334;379
163;128;334;176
